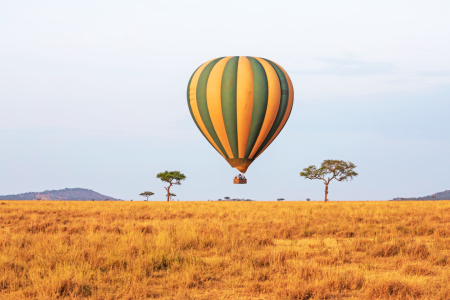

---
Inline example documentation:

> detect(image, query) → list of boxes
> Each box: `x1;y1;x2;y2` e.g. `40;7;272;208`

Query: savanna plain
1;200;450;300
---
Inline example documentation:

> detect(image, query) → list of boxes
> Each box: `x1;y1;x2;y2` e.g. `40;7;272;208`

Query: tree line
140;160;358;202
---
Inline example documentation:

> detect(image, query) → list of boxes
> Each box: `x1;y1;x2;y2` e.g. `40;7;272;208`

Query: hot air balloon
187;56;294;182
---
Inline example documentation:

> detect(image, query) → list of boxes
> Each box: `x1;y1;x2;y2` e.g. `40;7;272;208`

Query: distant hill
0;188;120;201
393;190;450;201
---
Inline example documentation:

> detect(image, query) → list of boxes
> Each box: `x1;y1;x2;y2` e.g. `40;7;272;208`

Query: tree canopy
300;160;358;202
157;171;186;183
139;191;154;201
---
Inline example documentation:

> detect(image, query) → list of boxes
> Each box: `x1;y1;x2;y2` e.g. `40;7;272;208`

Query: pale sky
1;0;449;200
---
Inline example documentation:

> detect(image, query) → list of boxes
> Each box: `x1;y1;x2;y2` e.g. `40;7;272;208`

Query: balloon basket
233;178;247;184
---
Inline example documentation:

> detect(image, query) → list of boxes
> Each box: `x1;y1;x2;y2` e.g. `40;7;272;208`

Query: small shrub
401;264;435;276
407;243;430;259
372;244;400;257
367;279;422;299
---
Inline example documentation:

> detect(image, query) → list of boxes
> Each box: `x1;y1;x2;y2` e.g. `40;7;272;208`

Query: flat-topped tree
139;191;154;201
300;160;358;202
157;171;186;202
169;193;176;201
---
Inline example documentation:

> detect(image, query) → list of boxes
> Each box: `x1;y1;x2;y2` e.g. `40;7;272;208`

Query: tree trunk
165;182;172;202
324;184;328;202
166;187;170;202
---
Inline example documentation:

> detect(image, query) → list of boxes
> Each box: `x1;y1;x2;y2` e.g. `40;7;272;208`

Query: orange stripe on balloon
189;59;226;158
248;57;281;159
236;56;254;158
206;57;235;158
254;61;294;160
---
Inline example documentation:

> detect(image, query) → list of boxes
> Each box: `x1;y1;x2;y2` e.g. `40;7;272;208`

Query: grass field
1;200;450;299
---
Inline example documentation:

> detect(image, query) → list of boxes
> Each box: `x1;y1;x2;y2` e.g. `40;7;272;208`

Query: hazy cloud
418;70;450;77
291;55;395;76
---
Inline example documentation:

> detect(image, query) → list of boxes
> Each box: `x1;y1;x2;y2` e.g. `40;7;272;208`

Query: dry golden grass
1;200;450;299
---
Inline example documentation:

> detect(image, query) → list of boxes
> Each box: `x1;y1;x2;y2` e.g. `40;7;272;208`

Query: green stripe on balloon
221;56;239;159
186;69;200;132
187;67;198;123
196;57;229;159
244;56;268;158
253;58;290;158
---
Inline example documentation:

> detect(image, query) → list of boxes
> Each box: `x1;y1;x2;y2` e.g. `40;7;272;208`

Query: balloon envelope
187;56;294;173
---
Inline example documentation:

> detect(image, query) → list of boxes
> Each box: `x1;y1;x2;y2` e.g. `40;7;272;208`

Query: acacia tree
169;193;176;201
300;160;358;202
156;171;186;202
139;191;154;201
